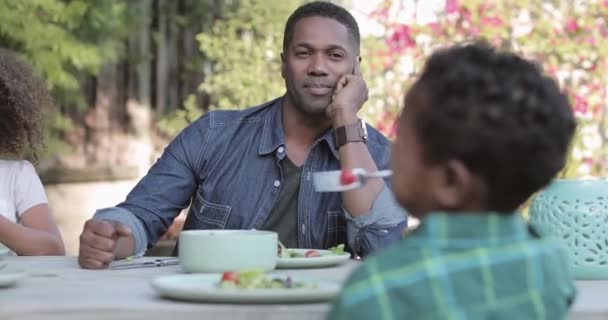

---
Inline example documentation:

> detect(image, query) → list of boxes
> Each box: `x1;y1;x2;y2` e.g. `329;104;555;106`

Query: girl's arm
0;204;65;255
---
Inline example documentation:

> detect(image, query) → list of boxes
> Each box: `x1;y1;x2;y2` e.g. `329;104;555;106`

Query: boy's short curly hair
0;48;51;158
410;41;577;212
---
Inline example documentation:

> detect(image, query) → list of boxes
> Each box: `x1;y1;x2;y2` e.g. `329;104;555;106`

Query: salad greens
329;244;345;255
277;241;347;258
217;270;316;289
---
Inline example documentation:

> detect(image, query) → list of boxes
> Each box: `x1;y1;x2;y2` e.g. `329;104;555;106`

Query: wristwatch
335;119;368;148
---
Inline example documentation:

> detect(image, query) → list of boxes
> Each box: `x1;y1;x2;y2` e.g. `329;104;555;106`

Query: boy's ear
280;52;286;79
432;159;478;211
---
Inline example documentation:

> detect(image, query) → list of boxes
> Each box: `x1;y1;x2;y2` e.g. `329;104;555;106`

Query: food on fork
340;168;357;185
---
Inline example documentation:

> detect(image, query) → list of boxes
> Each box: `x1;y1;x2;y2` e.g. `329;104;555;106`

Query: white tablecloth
0;256;605;319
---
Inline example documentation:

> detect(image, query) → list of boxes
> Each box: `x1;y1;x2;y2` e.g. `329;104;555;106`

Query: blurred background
1;0;606;255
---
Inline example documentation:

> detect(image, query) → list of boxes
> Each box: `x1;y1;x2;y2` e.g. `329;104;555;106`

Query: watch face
360;120;368;139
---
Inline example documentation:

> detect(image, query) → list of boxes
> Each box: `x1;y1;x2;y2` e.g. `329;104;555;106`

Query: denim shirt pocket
190;192;232;229
325;209;347;248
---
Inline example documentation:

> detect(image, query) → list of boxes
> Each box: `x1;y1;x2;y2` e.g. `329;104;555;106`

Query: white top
0;160;48;223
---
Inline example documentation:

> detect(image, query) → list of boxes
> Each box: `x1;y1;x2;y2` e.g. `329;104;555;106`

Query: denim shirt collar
258;97;286;156
258;97;340;159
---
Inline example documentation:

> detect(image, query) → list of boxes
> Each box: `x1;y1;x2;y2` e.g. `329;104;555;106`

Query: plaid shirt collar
407;212;531;248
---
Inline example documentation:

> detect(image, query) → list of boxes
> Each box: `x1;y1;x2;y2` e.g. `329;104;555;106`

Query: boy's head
391;42;576;217
0;48;51;158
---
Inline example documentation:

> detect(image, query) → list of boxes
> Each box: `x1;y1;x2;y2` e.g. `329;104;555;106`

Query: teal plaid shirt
328;212;576;320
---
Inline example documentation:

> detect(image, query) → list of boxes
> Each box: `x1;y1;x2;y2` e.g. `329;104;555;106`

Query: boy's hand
78;219;132;269
327;61;369;128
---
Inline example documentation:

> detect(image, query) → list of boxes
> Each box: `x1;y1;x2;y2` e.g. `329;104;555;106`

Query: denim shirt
95;98;407;257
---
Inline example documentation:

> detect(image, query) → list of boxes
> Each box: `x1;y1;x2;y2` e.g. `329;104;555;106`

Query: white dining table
0;256;606;320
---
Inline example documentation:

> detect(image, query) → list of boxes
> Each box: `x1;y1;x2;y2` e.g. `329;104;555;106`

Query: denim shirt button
273;180;281;187
277;146;285;153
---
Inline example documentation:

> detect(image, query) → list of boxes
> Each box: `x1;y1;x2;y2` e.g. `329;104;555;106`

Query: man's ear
432;159;477;211
280;52;286;79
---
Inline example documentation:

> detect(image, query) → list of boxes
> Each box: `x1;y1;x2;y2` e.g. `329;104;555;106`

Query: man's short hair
283;1;360;54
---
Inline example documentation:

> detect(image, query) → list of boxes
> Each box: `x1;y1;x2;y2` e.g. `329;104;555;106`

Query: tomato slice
221;271;239;283
340;168;357;185
305;250;321;257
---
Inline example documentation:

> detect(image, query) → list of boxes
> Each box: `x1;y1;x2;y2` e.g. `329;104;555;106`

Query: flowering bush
360;0;608;178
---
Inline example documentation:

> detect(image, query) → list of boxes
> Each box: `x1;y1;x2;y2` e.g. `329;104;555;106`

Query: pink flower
370;7;389;20
604;0;608;7
583;157;595;166
461;8;472;22
386;24;416;54
481;16;504;27
573;94;588;116
377;122;386;134
565;19;578;33
427;22;442;36
446;0;460;14
469;26;480;37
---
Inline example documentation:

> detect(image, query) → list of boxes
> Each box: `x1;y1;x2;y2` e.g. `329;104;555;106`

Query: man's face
391;88;437;218
282;16;357;117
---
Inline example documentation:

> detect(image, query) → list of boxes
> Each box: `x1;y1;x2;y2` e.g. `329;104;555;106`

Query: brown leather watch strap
335;119;368;148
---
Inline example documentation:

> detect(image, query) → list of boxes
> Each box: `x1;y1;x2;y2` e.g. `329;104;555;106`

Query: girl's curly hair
0;48;52;158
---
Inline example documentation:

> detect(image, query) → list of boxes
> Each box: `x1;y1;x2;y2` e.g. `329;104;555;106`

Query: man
78;1;407;269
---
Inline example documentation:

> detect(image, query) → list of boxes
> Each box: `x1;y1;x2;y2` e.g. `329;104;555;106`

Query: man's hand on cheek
327;62;368;128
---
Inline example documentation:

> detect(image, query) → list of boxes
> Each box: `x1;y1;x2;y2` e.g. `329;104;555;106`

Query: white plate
0;244;9;256
277;249;351;269
151;273;340;303
0;266;26;288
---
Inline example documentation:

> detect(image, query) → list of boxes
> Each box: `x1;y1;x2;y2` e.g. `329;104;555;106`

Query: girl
0;48;65;255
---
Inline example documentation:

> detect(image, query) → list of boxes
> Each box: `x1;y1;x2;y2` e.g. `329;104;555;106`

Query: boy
329;42;577;319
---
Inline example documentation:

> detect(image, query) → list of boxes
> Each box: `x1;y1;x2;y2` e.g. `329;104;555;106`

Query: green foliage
161;0;304;135
198;0;302;110
0;0;131;109
0;0;133;159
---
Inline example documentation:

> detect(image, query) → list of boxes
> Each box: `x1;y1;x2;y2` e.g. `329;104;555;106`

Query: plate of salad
151;269;340;303
276;243;351;269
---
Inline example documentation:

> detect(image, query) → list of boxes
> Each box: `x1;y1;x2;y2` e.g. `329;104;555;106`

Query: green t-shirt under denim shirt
329;212;576;320
262;156;301;248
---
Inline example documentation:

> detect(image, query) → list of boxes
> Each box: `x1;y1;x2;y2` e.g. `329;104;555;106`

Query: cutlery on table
109;257;179;270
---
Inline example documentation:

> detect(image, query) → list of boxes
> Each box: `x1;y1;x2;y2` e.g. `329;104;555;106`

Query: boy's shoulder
336;231;575;319
341;240;425;299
